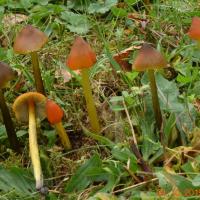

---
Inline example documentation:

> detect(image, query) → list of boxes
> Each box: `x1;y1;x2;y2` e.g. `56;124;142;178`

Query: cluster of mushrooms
0;16;199;193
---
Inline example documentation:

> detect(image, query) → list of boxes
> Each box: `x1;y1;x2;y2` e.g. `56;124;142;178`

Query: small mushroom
132;43;167;132
66;36;101;133
13;25;48;95
46;99;71;150
13;92;46;191
188;17;200;41
0;61;20;152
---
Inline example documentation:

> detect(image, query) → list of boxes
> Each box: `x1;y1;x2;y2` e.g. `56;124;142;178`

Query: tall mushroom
66;36;101;134
13;25;48;95
188;17;200;42
46;99;72;150
13;92;46;191
0;61;20;152
132;43;167;132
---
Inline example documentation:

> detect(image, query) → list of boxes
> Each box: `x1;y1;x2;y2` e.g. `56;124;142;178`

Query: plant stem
81;68;100;133
0;89;20;152
30;51;45;95
130;140;152;175
147;69;162;130
28;99;43;190
55;122;72;150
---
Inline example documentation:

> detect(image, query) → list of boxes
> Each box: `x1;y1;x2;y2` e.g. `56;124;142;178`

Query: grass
0;0;200;199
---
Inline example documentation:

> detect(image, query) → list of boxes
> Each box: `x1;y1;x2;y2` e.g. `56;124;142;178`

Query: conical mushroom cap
13;92;46;123
46;99;63;125
0;61;15;89
188;17;200;41
132;43;167;71
66;36;96;70
13;25;48;54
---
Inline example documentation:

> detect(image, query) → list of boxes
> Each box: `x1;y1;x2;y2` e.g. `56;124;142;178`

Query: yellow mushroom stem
54;122;72;150
30;51;45;95
81;68;100;134
28;99;43;190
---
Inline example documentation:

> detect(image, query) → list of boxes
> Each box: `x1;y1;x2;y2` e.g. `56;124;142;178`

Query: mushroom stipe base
28;99;43;190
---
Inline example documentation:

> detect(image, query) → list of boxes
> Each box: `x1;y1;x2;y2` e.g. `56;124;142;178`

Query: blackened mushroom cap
188;17;200;41
13;92;46;123
66;36;96;70
46;99;63;125
0;61;15;89
13;25;48;54
132;43;167;71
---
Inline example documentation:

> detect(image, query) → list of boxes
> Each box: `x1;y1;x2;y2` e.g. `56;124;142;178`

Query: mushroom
46;99;71;150
188;17;200;41
66;36;101;133
13;25;48;95
132;43;167;131
0;61;20;152
13;92;46;191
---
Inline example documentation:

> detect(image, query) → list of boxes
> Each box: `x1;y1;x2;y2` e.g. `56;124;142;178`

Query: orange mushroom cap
188;17;200;41
46;99;63;125
13;92;46;123
0;61;16;89
13;25;48;54
132;43;167;71
66;36;96;70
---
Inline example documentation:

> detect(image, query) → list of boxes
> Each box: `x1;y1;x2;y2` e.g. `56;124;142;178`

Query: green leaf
65;154;102;192
60;11;90;34
109;96;125;111
111;146;138;172
111;7;127;17
124;0;139;5
88;0;118;14
192;175;200;187
0;124;6;140
0;166;36;197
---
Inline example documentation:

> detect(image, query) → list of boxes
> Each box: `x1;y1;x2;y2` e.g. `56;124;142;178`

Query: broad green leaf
88;0;118;14
61;11;90;34
111;146;138;172
65;154;102;192
0;166;36;197
111;7;127;18
192;175;200;187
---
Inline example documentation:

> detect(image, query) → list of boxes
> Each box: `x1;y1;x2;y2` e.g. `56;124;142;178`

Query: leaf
111;7;127;18
0;166;36;197
55;68;80;83
112;46;139;72
111;146;138;172
65;154;102;192
124;0;139;5
61;11;90;34
88;193;118;200
3;13;28;27
192;175;200;187
88;0;118;14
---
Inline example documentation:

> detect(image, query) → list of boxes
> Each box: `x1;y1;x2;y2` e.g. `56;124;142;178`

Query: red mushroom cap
188;17;200;41
66;36;96;70
132;43;167;71
46;99;63;125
